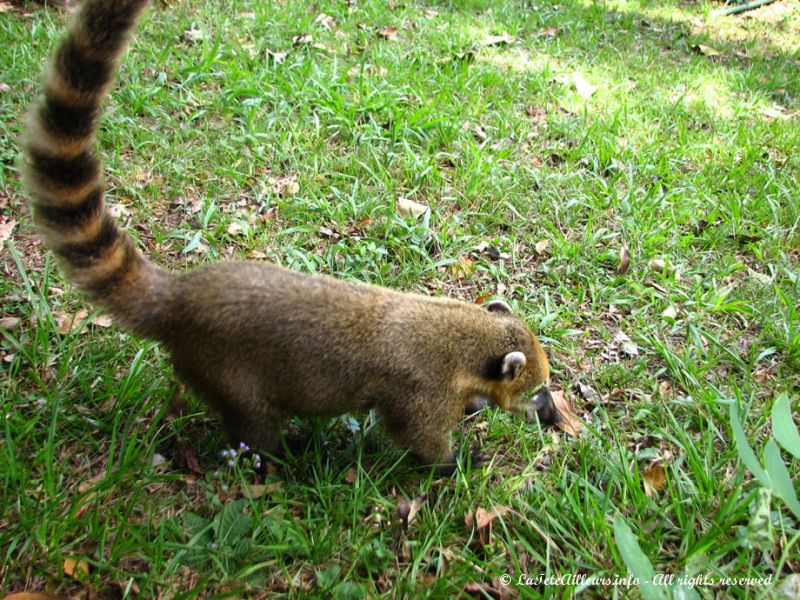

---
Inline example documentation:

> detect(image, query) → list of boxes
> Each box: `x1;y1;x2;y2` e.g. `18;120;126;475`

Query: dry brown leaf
0;217;16;252
534;239;550;255
573;73;598;98
643;462;667;497
465;505;515;547
0;316;21;331
614;330;639;357
273;175;299;197
347;63;388;78
394;493;427;533
3;594;71;600
378;25;398;40
243;481;281;499
450;255;474;278
314;13;336;30
479;32;515;46
463;581;504;598
54;309;88;335
648;258;674;275
550;389;583;437
63;556;90;579
89;314;113;328
617;243;630;274
692;44;719;57
344;467;357;484
226;222;244;236
182;28;204;43
179;445;203;476
396;197;428;219
292;33;313;45
661;305;678;320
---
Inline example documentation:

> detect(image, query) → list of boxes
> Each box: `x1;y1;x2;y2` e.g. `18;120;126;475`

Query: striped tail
22;0;166;333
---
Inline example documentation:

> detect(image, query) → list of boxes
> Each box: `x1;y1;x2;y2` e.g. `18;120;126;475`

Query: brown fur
23;0;555;471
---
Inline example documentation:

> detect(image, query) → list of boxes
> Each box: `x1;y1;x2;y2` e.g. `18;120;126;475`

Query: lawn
0;0;798;597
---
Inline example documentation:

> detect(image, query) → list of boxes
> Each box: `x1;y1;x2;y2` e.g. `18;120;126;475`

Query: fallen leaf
273;175;299;197
550;390;583;436
692;43;719;57
759;105;790;121
53;310;88;335
396;197;428;219
2;594;71;600
424;9;438;18
0;82;10;93
292;33;313;46
314;13;336;30
347;63;388;78
534;239;550;255
465;505;515;547
450;255;474;278
574;381;600;403
614;330;639;357
647;258;676;276
661;305;678;320
573;73;598;98
344;467;357;484
525;106;547;123
243;481;282;499
394;493;427;533
378;25;398;40
226;222;244;236
463;581;503;598
538;26;559;37
63;556;90;579
617;243;630;274
179;445;203;476
643;462;666;497
182;28;204;43
0;217;16;252
89;314;113;328
0;316;21;331
479;32;516;46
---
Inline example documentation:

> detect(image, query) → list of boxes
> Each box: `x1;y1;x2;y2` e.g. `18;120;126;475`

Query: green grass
1;0;799;597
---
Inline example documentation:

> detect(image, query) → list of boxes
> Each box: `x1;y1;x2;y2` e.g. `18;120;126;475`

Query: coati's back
22;0;171;337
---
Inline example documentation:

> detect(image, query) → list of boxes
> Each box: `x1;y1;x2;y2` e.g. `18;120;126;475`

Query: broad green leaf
729;403;770;487
613;514;669;600
216;499;253;547
744;488;773;551
765;439;800;519
771;394;800;459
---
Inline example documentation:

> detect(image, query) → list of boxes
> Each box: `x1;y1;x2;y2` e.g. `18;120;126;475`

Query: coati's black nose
530;387;560;426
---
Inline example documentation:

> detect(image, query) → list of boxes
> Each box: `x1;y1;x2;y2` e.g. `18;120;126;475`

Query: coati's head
482;300;559;425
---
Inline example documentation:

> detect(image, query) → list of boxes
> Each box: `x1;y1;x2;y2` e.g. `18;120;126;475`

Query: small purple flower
227;459;235;467
239;441;250;452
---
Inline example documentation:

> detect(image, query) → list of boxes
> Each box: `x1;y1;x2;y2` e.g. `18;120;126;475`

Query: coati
22;0;557;472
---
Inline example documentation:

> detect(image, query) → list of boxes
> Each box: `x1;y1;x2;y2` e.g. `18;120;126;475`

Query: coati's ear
500;351;527;380
485;300;513;314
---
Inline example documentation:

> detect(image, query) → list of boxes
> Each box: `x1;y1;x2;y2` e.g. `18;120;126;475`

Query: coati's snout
526;386;560;425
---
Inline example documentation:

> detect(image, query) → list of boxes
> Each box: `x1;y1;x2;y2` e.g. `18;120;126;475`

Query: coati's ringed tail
22;0;164;335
